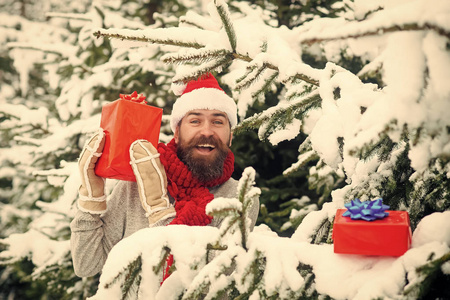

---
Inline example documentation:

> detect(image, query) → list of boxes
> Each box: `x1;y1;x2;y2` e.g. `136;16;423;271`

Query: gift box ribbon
119;91;147;104
343;198;390;221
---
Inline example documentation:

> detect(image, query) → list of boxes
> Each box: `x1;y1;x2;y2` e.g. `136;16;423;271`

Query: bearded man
70;73;260;277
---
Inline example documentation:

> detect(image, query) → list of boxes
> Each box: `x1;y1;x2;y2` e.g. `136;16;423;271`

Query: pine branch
179;17;206;30
207;169;259;252
6;42;74;57
311;216;332;244
234;90;321;136
233;53;320;86
236;169;260;251
93;29;205;49
251;71;279;99
235;64;269;90
93;5;106;23
179;19;201;29
103;255;142;300
14;137;41;147
235;68;254;87
152;246;172;274
208;204;243;246
94;29;320;86
214;0;237;52
302;22;450;45
237;250;266;298
298;136;312;153
283;150;319;176
284;82;314;101
206;243;228;251
121;256;142;300
184;249;238;299
162;49;231;65
171;56;234;84
179;11;221;31
349;132;397;161
45;12;91;21
404;251;450;298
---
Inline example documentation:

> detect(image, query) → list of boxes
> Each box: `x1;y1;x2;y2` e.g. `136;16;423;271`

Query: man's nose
199;122;214;137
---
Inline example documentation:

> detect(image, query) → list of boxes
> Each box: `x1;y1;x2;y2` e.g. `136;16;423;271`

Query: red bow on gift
119;91;147;104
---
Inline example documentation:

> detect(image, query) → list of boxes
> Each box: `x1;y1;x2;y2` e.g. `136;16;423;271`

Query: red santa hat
170;73;237;132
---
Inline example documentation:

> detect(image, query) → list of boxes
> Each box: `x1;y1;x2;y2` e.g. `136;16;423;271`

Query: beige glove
77;129;106;214
130;139;175;226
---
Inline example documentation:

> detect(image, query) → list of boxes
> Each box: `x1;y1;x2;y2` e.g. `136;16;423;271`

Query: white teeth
198;144;215;148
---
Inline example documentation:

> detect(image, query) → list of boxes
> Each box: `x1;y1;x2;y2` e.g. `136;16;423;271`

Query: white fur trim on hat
170;87;237;132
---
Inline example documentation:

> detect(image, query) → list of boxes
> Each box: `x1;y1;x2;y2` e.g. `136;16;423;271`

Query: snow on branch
182;246;242;299
91;226;220;299
235;61;274;90
302;22;450;45
234;90;321;136
179;11;221;31
162;49;231;65
89;186;450;300
45;12;92;21
207;167;260;251
0;229;70;274
103;255;142;299
284;150;319;176
172;56;234;84
214;0;237;52
93;3;323;88
239;53;321;87
298;0;450;44
7;42;77;57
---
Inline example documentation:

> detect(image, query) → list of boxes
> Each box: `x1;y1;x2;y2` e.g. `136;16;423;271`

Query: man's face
174;109;233;182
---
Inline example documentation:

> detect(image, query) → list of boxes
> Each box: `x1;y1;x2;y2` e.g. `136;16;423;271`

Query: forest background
0;0;449;299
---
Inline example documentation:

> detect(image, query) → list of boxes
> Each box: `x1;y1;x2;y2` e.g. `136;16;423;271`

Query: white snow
88;203;450;299
1;0;450;298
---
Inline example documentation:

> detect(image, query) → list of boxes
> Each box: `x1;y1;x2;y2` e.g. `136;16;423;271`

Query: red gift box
333;209;412;256
95;97;162;181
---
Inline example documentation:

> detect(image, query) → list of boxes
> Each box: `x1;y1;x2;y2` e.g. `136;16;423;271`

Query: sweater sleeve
70;181;130;277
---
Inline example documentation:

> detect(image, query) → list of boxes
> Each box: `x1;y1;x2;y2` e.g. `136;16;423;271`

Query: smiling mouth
195;144;216;154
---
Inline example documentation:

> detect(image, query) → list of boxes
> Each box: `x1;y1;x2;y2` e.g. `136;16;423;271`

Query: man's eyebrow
212;113;227;118
185;112;227;118
186;112;201;117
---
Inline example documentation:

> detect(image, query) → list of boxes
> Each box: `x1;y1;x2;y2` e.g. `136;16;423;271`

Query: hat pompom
171;82;187;96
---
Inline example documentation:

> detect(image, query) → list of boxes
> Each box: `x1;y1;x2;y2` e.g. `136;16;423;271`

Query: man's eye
213;120;224;125
190;119;200;124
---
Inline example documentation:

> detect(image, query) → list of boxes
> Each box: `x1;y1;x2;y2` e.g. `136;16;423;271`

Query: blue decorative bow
343;198;389;221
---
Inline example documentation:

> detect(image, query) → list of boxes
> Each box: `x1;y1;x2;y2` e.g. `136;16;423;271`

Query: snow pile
90;201;450;299
1;0;449;298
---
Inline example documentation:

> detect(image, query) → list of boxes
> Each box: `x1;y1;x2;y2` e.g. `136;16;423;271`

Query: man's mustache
187;136;221;149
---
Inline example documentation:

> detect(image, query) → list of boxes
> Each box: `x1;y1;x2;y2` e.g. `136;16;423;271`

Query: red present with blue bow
333;198;412;256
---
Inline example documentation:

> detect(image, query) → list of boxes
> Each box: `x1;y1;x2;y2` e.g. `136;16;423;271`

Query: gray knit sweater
70;178;259;277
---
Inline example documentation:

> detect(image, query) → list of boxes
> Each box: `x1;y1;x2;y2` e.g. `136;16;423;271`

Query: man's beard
177;135;230;183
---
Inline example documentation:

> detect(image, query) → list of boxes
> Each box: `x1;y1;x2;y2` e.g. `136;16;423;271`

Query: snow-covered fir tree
1;0;449;299
0;0;201;298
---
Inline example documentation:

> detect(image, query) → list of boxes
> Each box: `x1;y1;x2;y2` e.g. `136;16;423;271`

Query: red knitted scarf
157;138;234;226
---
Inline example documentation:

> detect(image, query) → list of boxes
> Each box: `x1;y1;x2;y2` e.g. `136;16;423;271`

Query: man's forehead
186;109;227;118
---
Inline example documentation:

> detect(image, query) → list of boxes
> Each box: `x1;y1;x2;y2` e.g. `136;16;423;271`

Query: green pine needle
214;0;237;52
162;49;231;65
171;56;233;84
103;255;142;300
234;91;321;137
93;30;204;49
235;64;268;90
